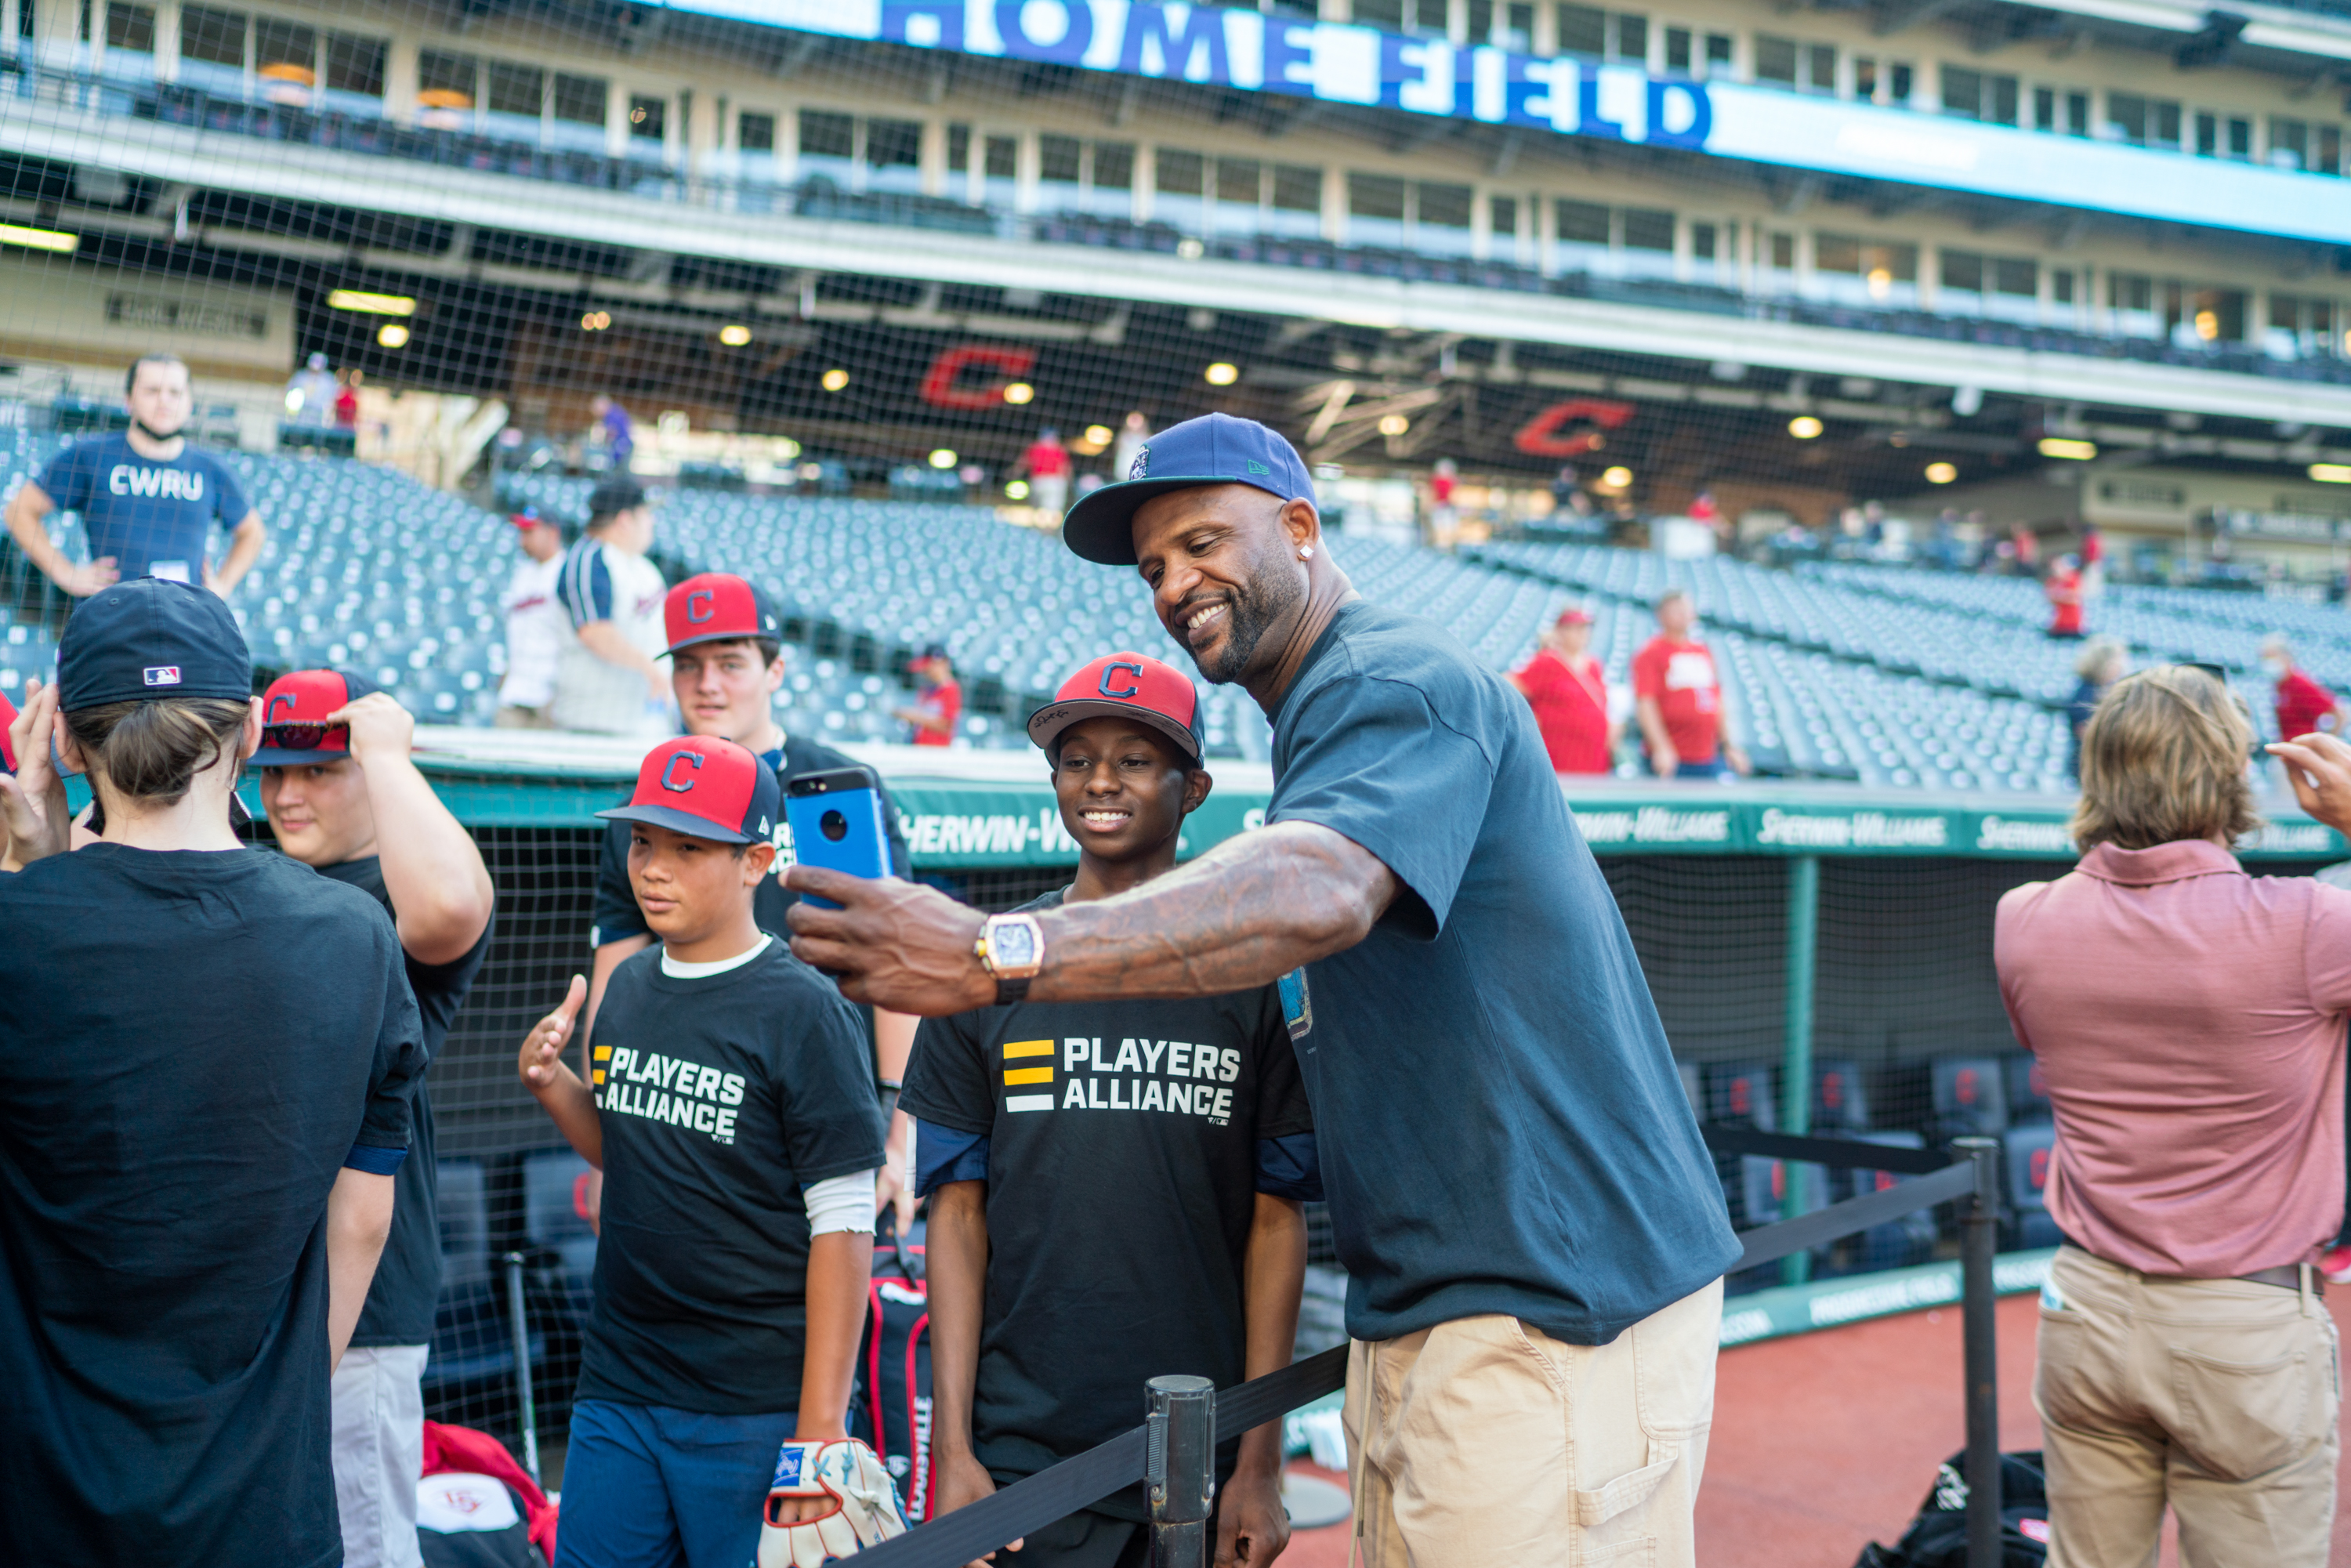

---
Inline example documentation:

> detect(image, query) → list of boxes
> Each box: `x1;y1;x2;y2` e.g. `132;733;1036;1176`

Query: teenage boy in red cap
518;735;901;1568
1510;606;1617;774
253;667;498;1568
584;573;918;1214
906;651;1317;1568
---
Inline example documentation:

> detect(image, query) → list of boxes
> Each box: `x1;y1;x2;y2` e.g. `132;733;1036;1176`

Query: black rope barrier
840;1141;2004;1568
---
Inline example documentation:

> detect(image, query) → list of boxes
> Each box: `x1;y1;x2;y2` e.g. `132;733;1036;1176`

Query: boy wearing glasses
255;668;498;1568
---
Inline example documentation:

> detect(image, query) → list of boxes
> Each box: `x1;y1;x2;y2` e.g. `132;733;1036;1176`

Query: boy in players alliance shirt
905;653;1318;1568
518;736;888;1568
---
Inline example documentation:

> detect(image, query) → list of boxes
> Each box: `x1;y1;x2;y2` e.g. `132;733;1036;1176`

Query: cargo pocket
1570;1446;1679;1529
2171;1345;2313;1482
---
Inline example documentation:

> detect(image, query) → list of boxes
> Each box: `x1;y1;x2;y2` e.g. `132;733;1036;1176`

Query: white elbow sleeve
804;1170;878;1237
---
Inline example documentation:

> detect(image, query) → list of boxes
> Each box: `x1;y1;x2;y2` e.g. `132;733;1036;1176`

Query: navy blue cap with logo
1060;412;1318;567
59;577;252;710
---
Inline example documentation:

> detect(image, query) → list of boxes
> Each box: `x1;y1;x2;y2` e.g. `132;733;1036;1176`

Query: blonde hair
2074;636;2125;682
2070;667;2258;853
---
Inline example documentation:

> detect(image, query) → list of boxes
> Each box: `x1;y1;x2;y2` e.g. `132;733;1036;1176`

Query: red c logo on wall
1513;398;1636;458
920;346;1038;411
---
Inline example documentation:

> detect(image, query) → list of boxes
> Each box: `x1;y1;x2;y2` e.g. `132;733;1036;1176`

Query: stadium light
821;368;850;392
2311;464;2351;484
2038;437;2098;461
1177;238;1205;260
375;322;410;349
2194;310;2220;341
1925;462;1958;484
0;223;78;253
1005;480;1031;500
581;310;612;331
1002;382;1035;404
1788;416;1823;440
1083;424;1113;447
1599;466;1633;490
1377;415;1410;436
327;289;415;317
929;448;958;469
718;324;753;347
1203;363;1239;386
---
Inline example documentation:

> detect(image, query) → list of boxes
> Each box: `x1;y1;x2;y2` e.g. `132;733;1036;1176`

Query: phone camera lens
820;809;849;842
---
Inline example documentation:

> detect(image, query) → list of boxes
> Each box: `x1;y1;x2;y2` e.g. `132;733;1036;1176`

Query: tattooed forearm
1028;820;1397;1001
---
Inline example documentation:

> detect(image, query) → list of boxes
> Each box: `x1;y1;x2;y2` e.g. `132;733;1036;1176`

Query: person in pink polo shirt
1997;666;2348;1568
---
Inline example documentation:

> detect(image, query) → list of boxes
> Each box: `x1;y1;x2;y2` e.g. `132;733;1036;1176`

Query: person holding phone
784;414;1737;1568
906;651;1316;1568
517;734;900;1568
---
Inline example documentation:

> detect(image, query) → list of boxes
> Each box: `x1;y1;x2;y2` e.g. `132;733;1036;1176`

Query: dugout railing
187;735;2346;1482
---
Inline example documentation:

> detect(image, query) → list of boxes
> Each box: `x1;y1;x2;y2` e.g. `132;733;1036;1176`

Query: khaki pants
1343;1281;1722;1568
2035;1245;2339;1568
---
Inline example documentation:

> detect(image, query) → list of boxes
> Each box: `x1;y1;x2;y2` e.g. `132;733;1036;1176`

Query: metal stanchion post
503;1251;541;1484
1781;853;1820;1286
1952;1138;2001;1568
1145;1374;1215;1568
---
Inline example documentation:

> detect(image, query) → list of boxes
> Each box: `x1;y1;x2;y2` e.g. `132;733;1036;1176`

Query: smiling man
785;413;1739;1568
907;651;1314;1568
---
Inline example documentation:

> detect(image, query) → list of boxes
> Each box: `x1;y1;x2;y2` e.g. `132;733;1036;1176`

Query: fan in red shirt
1510;607;1617;773
894;643;962;748
2045;556;2085;639
2264;636;2347;741
1632;589;1749;780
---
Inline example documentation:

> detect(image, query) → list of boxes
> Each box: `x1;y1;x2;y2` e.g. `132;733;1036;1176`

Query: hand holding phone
784;766;894;909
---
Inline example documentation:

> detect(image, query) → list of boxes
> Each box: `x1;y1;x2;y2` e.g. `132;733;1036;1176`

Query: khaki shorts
1344;1281;1722;1568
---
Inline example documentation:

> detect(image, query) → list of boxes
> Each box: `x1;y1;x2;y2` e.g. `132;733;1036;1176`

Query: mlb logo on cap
665;574;782;657
251;668;384;766
1025;651;1202;765
598;735;781;846
143;666;182;686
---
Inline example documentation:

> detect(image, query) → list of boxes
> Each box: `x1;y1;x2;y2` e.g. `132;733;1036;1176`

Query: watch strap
994;976;1032;1006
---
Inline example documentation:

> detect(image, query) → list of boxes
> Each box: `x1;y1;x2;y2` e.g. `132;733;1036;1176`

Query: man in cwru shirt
254;667;498;1568
520;735;891;1568
786;415;1741;1568
5;352;267;596
0;578;423;1567
908;651;1315;1568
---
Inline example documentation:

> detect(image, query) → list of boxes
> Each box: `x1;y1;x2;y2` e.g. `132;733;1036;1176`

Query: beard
1183;559;1302;686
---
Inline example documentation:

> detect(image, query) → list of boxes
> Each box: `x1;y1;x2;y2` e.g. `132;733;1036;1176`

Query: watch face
991;919;1040;969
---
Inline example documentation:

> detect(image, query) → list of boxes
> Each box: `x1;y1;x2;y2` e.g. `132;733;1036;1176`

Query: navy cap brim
595;800;760;845
249;745;352;767
1026;699;1201;765
1060;475;1288;567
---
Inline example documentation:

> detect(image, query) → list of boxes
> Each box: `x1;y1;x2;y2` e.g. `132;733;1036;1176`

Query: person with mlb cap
254;667;497;1568
893;643;961;748
554;476;672;736
786;413;1738;1568
582;572;918;1222
518;734;897;1568
0;579;426;1566
498;508;570;729
907;651;1316;1568
1510;605;1620;774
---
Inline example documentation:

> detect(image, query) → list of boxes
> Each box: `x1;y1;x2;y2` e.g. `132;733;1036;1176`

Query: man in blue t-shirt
784;414;1741;1568
5;353;266;596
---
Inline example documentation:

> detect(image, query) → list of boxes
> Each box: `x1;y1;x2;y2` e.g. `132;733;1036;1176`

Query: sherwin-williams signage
673;0;2351;245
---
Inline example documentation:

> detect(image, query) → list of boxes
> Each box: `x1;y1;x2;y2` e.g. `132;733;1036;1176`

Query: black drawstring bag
1853;1450;2051;1568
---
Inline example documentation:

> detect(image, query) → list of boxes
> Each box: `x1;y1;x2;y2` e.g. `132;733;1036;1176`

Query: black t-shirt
320;856;494;1348
900;890;1314;1519
1266;601;1739;1345
579;940;886;1414
591;735;913;950
0;843;425;1568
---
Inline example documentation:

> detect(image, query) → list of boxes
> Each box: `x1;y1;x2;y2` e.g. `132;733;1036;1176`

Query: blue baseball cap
1060;413;1317;567
58;577;252;710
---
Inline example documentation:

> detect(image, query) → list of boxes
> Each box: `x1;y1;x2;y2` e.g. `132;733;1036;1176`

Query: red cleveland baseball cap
665;573;783;657
1025;652;1202;766
251;668;385;766
509;508;554;533
1556;606;1594;627
596;735;781;846
0;687;16;773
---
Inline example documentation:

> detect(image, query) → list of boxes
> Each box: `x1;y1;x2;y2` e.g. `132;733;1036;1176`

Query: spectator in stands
497;509;567;729
2264;635;2346;741
1999;668;2349;1568
553;477;671;736
1427;457;1460;542
1113;410;1151;478
516;737;886;1568
0;581;423;1566
2065;638;2127;780
2080;525;2106;597
2046;555;2086;639
893;643;962;748
911;651;1313;1568
1512;607;1617;774
1020;428;1073;518
336;369;362;431
5;353;267;599
1634;588;1748;780
785;412;1739;1568
286;351;338;429
590;393;635;472
254;670;496;1568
